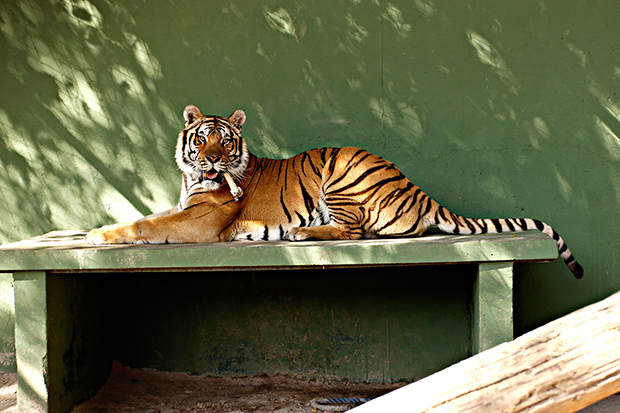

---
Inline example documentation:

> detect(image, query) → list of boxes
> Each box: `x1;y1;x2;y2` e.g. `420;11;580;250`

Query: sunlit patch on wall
111;65;146;99
593;115;620;161
414;0;437;18
466;29;520;95
554;168;574;202
263;7;298;40
124;32;164;81
61;0;103;31
250;102;293;159
522;117;551;150
99;187;144;223
345;13;368;43
382;3;411;39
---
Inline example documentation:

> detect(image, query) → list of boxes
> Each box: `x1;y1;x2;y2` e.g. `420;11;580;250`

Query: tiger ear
229;110;246;130
183;105;203;127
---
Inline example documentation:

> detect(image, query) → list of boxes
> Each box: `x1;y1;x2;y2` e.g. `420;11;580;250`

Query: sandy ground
1;365;618;413
0;371;16;413
0;363;404;413
69;363;405;413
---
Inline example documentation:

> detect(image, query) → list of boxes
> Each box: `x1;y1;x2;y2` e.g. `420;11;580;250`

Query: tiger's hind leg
286;224;363;241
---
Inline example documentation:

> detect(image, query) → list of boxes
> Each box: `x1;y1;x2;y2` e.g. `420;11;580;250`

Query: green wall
1;0;619;373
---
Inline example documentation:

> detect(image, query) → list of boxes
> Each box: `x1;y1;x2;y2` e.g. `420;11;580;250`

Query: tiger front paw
85;224;139;245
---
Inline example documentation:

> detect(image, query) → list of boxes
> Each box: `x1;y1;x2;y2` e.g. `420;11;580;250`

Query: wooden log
353;291;620;413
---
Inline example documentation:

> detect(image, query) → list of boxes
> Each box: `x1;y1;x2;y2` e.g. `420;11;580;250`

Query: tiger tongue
204;171;218;180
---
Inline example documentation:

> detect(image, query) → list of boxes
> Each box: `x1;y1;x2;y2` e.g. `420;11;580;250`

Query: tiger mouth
201;169;223;183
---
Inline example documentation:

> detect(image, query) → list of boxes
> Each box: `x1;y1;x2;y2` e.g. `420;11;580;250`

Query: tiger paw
286;227;313;241
286;225;357;241
85;224;136;245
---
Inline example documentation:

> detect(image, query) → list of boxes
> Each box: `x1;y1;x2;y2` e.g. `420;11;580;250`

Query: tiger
86;105;584;279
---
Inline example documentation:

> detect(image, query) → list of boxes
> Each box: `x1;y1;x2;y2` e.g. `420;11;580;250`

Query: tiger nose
206;155;220;163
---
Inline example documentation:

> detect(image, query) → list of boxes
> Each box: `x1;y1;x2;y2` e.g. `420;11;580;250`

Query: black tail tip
569;261;584;279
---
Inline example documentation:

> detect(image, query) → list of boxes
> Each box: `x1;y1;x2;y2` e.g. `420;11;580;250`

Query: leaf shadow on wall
0;0;180;243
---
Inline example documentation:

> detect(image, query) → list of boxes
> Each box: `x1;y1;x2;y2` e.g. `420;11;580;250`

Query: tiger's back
86;105;583;279
227;146;436;242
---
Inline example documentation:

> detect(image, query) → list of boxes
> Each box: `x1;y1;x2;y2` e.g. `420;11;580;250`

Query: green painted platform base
13;272;48;413
1;231;557;413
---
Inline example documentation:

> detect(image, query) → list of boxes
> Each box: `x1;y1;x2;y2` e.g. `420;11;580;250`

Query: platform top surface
0;230;558;272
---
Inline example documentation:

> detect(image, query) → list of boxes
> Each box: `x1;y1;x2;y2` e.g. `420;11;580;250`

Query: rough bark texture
353;291;620;413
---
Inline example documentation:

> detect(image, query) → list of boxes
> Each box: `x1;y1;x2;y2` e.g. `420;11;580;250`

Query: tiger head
175;105;249;191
